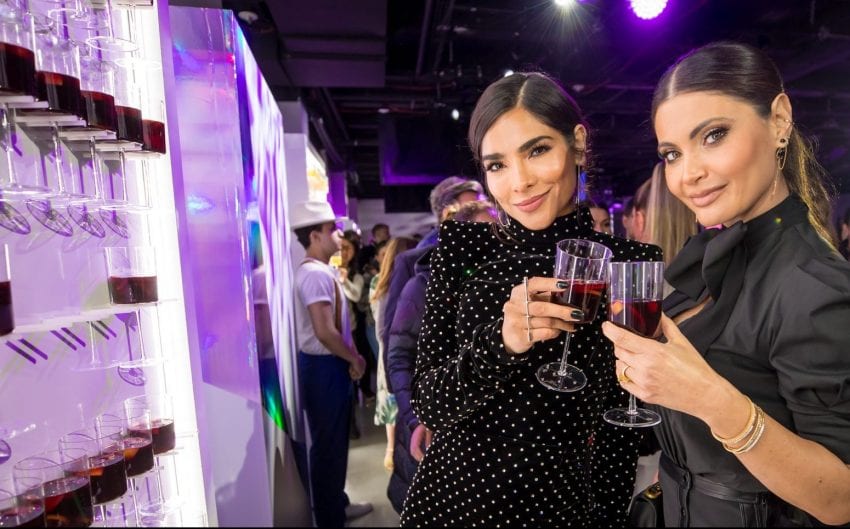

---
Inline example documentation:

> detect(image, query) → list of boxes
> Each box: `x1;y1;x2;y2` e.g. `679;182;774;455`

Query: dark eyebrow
481;135;554;162
657;117;730;152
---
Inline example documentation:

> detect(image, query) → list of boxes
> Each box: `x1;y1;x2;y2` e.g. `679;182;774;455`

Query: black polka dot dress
400;207;662;527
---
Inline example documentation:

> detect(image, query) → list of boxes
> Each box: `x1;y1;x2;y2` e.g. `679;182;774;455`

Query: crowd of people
287;40;850;528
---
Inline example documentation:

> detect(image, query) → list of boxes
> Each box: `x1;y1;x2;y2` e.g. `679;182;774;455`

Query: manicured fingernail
556;281;570;289
571;309;584;320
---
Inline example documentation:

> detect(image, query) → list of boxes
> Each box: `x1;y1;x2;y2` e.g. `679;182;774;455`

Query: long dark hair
651;41;835;246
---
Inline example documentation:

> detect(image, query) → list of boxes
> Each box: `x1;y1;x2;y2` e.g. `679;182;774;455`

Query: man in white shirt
291;200;371;527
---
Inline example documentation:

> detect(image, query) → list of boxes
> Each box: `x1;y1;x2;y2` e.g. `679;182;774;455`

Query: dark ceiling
224;0;850;208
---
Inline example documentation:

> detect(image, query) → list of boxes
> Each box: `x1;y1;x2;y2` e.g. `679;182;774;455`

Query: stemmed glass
536;239;612;392
13;447;94;527
0;0;48;196
0;474;45;527
603;261;664;427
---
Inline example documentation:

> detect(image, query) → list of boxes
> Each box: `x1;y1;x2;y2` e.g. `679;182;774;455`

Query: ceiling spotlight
377;107;390;114
503;69;514;77
237;10;259;24
451;109;460;121
553;0;573;7
629;0;668;20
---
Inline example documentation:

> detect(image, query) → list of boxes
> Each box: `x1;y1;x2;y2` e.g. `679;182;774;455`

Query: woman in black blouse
400;71;661;527
602;41;850;526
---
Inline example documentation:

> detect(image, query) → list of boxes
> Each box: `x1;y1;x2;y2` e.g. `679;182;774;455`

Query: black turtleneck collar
499;206;596;247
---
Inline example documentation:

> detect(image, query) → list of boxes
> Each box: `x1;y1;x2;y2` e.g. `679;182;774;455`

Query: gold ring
618;365;632;384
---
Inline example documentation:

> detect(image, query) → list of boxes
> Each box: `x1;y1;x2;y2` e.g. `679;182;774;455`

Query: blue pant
298;352;353;528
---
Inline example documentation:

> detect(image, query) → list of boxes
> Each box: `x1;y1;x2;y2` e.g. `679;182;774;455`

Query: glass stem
627;394;638;416
90;137;104;200
0;106;17;187
556;331;573;377
52;122;67;195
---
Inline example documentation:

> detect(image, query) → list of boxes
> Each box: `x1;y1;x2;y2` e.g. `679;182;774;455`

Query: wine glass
59;426;128;506
536;239;612;392
0;1;49;196
603;261;664;427
0;474;45;527
13;447;94;527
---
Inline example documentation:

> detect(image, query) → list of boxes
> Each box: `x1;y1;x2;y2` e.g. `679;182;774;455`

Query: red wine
115;105;143;144
33;71;81;117
86;451;127;504
609;299;662;338
0;280;13;336
551;279;606;323
42;476;92;527
0;502;45;527
122;436;154;477
80;90;117;132
151;419;175;454
141;119;166;153
107;275;158;304
0;42;36;97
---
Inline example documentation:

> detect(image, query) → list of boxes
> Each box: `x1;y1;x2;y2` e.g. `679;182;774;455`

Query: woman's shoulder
778;225;850;298
590;232;663;262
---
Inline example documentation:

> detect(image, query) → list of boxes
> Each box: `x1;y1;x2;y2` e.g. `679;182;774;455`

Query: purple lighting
630;0;668;20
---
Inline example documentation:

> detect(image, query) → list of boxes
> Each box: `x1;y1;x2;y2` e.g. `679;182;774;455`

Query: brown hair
651;41;835;246
644;162;698;265
370;237;417;302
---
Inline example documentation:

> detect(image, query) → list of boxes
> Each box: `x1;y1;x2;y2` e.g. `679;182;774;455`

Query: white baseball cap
290;200;347;230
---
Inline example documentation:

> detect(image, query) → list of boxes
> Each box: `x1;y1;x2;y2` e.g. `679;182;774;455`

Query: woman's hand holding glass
501;277;580;356
601;313;731;420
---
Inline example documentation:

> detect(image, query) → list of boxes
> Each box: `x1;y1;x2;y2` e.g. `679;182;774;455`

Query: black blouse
402;207;662;527
657;195;850;492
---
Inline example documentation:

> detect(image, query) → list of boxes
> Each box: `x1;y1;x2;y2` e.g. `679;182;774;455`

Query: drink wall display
0;0;206;527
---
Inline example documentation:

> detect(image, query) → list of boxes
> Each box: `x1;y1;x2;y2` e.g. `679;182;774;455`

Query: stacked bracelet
710;396;767;454
711;397;756;445
725;406;766;454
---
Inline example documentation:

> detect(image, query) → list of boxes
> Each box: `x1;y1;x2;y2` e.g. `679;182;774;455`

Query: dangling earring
575;163;584;207
776;137;788;171
496;207;510;229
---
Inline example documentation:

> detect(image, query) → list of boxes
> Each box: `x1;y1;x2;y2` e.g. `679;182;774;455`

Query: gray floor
345;400;401;528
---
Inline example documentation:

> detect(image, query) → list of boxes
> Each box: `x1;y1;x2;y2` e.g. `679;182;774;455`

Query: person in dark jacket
385;200;496;513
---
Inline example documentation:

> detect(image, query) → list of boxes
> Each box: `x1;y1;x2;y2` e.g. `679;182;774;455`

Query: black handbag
628;482;664;528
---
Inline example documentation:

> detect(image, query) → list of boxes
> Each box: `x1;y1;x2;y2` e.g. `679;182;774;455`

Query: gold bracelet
724;405;766;454
711;397;756;446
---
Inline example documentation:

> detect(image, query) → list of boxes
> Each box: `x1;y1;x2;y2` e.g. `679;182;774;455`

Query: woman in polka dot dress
400;71;662;527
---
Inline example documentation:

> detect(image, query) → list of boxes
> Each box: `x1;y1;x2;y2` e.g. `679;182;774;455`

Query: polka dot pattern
401;207;663;527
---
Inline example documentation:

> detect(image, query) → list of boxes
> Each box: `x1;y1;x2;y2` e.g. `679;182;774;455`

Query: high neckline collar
500;206;596;246
739;194;808;251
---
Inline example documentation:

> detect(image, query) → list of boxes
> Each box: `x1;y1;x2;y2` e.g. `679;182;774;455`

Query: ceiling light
451;109;460;121
629;0;668;20
237;10;259;24
377;107;390;114
503;69;514;77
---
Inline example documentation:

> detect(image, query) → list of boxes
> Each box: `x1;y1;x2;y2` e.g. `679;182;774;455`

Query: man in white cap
290;199;372;527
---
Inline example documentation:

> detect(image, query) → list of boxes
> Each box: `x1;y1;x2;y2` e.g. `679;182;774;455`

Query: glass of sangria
536;238;612;392
104;245;157;304
0;474;44;527
603;260;665;427
13;448;93;527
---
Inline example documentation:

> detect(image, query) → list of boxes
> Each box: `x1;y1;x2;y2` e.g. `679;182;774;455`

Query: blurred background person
369;237;417;471
581;199;613;234
839;207;850;260
385;199;496;514
644;161;699;267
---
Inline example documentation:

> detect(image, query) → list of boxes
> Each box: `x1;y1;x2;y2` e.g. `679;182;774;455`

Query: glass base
603;407;662;427
0;183;52;198
536;362;587;392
